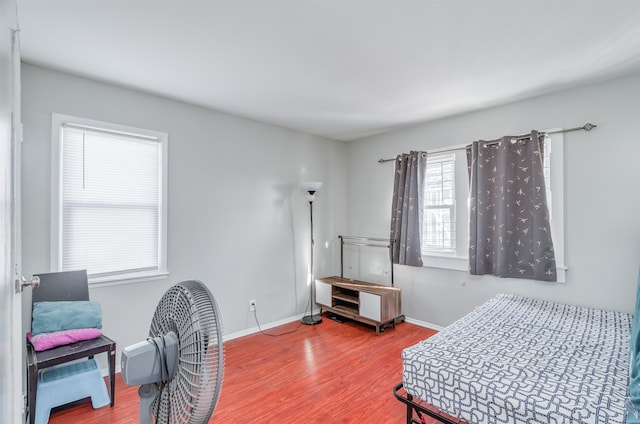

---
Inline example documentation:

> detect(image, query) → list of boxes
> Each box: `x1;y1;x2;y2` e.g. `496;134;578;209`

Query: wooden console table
315;276;402;335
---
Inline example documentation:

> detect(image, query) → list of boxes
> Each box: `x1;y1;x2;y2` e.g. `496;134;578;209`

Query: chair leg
27;362;37;424
109;347;116;406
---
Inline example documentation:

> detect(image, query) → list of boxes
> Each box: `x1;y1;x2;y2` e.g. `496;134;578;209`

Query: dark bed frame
393;382;464;424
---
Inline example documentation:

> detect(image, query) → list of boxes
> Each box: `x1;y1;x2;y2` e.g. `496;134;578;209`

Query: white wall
20;64;346;368
346;72;640;327
20;63;640;357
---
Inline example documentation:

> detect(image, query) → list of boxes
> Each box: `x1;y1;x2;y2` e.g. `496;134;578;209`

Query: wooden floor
46;314;439;423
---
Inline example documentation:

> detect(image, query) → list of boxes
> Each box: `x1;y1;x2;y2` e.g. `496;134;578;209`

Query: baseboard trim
104;311;438;377
224;307;323;341
403;317;443;331
225;312;444;341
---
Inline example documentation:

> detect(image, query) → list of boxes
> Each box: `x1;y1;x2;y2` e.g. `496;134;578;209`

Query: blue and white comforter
402;294;631;423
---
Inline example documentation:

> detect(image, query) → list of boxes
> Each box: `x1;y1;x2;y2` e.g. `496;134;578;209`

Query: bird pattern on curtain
390;151;427;267
467;131;557;281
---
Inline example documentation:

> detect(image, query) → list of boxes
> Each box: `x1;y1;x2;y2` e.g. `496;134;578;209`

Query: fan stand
138;384;155;424
121;281;224;424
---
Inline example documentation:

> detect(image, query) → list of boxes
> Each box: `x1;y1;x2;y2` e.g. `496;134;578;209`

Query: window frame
421;146;469;271
50;113;169;286
422;152;457;255
543;130;566;282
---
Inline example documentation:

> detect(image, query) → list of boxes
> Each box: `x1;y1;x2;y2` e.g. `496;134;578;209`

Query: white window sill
421;254;567;283
89;271;170;288
422;254;468;271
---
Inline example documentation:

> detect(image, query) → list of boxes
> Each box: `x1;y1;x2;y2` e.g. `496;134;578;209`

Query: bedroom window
420;149;469;271
422;153;456;254
51;114;168;285
417;132;565;280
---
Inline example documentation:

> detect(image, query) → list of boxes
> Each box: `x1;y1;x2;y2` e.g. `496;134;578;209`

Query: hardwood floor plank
46;315;438;423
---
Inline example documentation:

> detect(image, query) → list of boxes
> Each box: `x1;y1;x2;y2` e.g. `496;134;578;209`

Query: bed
395;292;637;424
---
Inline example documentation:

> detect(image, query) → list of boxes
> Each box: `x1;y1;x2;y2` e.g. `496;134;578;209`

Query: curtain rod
377;122;597;164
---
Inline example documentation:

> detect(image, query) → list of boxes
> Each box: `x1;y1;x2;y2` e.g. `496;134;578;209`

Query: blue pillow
31;301;102;336
628;266;640;423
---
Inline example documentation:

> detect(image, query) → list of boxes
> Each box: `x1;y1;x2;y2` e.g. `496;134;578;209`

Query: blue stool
35;358;110;424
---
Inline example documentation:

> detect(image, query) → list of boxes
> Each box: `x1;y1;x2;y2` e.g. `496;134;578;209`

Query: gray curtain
467;131;556;281
390;151;427;266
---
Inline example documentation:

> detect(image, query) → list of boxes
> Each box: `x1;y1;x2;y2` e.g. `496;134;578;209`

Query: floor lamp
301;181;323;325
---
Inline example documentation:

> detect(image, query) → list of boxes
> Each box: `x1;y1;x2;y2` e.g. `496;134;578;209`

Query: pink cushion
26;328;102;351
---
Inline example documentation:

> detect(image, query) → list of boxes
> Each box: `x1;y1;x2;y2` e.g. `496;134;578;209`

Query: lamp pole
301;184;322;325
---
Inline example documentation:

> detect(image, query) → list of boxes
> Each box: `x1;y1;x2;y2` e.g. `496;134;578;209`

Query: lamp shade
301;181;322;202
301;181;322;192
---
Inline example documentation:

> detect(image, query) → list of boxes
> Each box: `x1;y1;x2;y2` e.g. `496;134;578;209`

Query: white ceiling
16;0;640;141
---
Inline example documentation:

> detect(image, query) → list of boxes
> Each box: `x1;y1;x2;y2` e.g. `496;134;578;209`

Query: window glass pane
423;206;455;251
422;153;456;254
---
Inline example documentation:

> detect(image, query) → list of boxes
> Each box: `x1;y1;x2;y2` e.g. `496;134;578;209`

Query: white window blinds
55;117;167;280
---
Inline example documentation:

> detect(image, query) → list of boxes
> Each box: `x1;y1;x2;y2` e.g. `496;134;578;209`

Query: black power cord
251;293;316;337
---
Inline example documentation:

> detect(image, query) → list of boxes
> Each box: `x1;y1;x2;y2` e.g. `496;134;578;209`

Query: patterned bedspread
402;294;632;423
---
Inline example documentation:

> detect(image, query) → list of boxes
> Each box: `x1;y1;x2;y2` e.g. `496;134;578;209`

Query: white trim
9;25;24;423
103;312;317;375
223;312;312;341
546;131;566;283
50;115;62;271
102;312;441;374
224;310;443;341
403;317;443;331
88;271;170;288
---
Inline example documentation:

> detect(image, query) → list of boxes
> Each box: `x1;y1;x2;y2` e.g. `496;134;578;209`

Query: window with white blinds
51;114;168;284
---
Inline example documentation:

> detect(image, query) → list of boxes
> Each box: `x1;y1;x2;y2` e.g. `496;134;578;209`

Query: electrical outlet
249;299;256;312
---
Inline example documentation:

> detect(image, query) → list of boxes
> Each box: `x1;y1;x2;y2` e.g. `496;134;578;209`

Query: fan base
301;315;323;325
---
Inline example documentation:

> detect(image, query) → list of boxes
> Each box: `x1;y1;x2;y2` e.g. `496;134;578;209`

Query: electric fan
121;280;224;424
